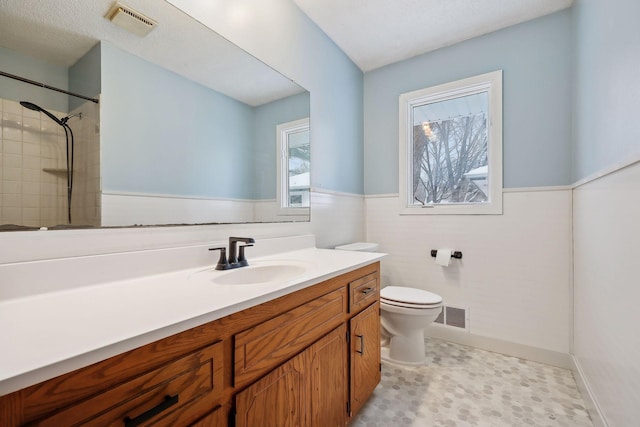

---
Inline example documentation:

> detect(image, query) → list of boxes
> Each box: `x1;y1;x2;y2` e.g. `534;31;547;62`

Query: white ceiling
0;0;303;106
0;0;574;103
293;0;574;72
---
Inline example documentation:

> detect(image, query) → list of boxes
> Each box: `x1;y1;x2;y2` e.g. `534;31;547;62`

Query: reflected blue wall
0;46;68;113
253;91;310;199
69;43;101;112
100;42;256;199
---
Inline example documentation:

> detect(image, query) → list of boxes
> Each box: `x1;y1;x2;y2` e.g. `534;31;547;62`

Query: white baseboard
571;355;608;427
425;326;571;369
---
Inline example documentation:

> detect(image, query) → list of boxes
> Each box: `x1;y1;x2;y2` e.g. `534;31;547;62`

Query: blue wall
573;0;640;180
253;91;310;199
364;10;574;194
69;43;101;112
0;46;69;113
266;7;364;195
100;42;256;199
169;0;365;196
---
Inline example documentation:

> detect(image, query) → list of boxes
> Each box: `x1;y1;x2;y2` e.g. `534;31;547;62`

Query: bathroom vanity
0;248;381;426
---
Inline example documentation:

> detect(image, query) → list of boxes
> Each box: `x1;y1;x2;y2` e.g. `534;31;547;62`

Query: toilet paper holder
430;250;463;259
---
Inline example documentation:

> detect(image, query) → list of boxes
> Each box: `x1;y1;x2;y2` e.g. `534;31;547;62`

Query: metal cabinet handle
123;394;179;427
361;287;374;295
356;334;364;355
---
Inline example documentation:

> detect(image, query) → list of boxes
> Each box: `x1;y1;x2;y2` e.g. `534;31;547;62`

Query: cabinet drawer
33;341;224;427
349;272;379;313
234;286;347;386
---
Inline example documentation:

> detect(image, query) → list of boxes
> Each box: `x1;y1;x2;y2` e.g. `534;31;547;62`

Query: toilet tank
334;242;379;252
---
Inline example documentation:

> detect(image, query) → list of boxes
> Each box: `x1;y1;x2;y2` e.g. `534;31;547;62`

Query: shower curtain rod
0;70;99;104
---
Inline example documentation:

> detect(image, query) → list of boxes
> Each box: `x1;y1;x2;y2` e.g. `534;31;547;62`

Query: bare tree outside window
411;92;489;205
287;128;310;207
399;71;502;215
288;130;310;178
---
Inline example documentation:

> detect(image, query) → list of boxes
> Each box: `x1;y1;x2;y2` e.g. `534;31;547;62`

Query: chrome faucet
209;237;255;270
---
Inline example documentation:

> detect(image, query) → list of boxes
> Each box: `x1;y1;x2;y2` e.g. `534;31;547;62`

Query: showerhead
61;112;82;124
20;101;63;125
19;101;39;111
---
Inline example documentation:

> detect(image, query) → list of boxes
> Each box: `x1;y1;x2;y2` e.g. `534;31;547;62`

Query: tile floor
351;338;593;427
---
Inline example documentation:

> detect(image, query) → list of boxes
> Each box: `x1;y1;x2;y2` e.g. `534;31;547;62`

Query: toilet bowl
335;242;444;366
380;286;442;365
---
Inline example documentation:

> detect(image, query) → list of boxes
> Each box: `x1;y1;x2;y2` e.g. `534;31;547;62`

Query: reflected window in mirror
1;0;311;229
277;118;310;215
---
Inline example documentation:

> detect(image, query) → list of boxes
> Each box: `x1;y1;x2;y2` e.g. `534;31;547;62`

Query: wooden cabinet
0;262;380;427
190;405;226;427
20;341;224;427
307;325;349;427
350;302;381;418
235;351;307;427
235;325;348;427
234;287;347;387
349;272;379;313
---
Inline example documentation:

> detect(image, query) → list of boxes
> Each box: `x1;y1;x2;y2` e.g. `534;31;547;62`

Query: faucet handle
238;244;253;267
209;247;229;270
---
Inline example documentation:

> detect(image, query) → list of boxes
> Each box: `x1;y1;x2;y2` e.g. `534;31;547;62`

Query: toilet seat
381;286;442;309
381;299;442;309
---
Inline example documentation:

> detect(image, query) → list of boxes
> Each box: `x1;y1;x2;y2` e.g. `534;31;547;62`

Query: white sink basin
190;260;313;286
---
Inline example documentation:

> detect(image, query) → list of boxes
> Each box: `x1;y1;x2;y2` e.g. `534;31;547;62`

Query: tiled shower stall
0;98;100;228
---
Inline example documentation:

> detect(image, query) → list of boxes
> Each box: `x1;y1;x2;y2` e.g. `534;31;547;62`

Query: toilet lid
381;286;442;306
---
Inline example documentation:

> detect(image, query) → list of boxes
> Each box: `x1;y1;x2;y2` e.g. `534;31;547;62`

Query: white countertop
0;245;384;396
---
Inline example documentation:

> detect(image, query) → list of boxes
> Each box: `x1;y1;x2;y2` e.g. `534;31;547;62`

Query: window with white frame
277;118;310;214
399;70;502;214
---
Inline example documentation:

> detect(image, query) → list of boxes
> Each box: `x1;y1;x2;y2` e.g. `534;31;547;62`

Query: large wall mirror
0;0;310;230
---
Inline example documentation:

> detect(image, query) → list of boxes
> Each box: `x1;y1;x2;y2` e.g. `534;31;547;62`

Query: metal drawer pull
361;287;375;295
124;394;179;427
356;334;364;355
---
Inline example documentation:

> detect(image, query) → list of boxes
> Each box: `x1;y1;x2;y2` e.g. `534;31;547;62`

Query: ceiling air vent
106;2;157;37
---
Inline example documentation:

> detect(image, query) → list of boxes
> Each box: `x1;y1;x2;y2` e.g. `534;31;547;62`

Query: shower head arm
61;112;82;125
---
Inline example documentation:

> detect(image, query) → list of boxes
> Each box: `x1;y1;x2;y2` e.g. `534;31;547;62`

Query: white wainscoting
0;190;364;264
310;189;365;249
101;192;255;226
573;160;640;427
365;189;573;354
101;192;361;232
253;199;310;223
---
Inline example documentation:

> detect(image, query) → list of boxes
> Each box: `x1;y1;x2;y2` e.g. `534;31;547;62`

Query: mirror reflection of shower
0;96;100;229
20;102;81;224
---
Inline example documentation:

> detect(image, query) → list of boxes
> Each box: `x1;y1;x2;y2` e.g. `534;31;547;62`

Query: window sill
399;202;502;215
277;207;310;216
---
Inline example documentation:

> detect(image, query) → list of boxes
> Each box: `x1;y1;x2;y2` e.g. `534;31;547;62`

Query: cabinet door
190;404;225;427
235;353;307;427
307;325;348;427
234;287;347;387
350;302;381;417
235;325;349;427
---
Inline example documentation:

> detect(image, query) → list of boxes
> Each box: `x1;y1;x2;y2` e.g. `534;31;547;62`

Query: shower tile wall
0;98;100;228
70;99;101;227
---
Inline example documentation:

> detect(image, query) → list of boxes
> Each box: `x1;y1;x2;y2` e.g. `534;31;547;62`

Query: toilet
379;286;443;365
335;242;443;366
